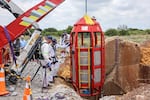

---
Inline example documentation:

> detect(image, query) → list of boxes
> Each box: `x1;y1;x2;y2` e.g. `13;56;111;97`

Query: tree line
41;26;72;37
105;25;150;36
24;25;150;36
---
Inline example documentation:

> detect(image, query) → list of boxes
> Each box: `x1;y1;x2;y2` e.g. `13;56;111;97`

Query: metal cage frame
70;15;105;96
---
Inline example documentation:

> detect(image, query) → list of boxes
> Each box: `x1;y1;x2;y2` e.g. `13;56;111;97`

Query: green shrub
119;30;129;35
145;29;150;34
105;28;119;36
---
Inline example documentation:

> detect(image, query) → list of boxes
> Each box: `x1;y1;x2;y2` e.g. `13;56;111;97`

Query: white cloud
0;0;150;31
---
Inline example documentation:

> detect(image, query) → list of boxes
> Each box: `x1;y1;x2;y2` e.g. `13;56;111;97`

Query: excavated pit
0;37;150;100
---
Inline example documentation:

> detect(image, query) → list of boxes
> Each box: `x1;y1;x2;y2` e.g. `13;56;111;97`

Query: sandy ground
120;83;150;100
0;56;149;100
100;83;150;100
0;61;85;100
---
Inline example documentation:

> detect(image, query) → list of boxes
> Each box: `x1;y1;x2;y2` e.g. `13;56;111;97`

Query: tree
145;29;150;34
105;28;119;36
119;29;129;35
44;28;57;32
66;25;73;34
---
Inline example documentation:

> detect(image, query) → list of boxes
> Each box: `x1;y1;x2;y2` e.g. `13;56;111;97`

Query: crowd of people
40;33;70;88
13;35;27;56
12;32;70;88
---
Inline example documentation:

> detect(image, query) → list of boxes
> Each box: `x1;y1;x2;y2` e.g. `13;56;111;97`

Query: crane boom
0;0;65;64
0;0;64;49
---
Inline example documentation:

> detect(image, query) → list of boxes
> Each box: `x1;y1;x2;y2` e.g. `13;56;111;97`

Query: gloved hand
43;62;51;68
46;62;51;68
65;42;70;47
46;62;52;71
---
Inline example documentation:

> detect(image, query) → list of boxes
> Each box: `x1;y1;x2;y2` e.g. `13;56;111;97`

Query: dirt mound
138;40;150;83
140;40;150;66
140;47;150;65
57;56;71;79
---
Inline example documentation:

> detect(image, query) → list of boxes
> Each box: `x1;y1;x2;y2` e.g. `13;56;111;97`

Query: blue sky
0;0;150;31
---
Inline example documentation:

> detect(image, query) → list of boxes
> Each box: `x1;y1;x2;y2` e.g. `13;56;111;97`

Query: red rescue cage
70;15;105;96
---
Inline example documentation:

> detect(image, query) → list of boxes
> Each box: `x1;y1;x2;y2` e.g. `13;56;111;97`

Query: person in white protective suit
59;32;70;58
52;38;68;63
49;38;60;80
41;36;58;87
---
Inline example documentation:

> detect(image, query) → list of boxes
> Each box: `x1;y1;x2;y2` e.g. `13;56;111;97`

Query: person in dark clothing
13;38;20;56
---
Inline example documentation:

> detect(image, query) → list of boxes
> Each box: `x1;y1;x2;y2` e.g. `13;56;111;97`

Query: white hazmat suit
59;33;70;58
41;38;59;87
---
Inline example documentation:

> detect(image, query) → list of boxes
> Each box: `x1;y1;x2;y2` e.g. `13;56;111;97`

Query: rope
3;26;17;67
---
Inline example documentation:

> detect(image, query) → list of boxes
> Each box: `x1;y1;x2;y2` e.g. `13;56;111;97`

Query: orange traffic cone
0;64;9;96
23;76;32;100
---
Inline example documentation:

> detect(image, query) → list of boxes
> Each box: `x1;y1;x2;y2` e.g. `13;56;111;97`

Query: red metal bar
71;15;105;96
101;31;105;85
75;32;79;87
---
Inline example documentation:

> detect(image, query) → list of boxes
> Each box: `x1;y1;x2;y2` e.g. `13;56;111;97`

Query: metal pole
85;0;87;14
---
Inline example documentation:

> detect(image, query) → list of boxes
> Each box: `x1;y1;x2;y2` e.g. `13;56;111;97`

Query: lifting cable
3;26;17;68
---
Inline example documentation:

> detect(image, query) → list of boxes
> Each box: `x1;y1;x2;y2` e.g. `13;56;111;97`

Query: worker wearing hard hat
41;36;56;87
